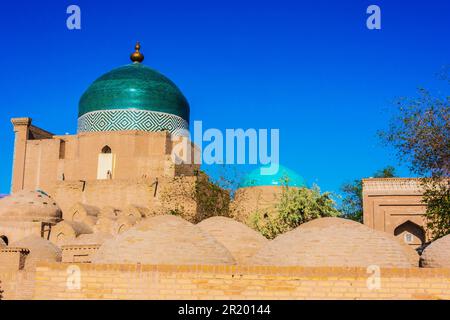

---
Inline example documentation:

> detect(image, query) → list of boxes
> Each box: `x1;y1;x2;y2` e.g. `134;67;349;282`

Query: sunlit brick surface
30;263;450;300
249;218;418;268
422;234;450;268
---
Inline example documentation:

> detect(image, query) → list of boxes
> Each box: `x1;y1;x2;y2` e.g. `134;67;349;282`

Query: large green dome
77;62;190;134
239;165;306;188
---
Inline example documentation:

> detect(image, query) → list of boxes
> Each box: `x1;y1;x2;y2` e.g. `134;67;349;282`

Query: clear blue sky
0;0;449;196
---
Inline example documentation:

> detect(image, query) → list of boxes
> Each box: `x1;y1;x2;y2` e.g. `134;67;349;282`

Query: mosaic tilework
78;109;188;134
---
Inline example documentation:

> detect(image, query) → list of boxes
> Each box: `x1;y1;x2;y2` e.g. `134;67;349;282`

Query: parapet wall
31;263;450;300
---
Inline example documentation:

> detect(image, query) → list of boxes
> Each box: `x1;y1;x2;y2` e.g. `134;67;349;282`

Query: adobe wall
0;270;35;300
32;263;450;300
52;178;160;216
11;120;200;195
0;248;34;300
231;186;282;223
19;131;174;192
50;177;200;223
61;245;100;263
0;222;43;245
363;178;428;247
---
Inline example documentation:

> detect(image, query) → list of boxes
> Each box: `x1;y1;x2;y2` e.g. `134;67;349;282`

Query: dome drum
239;165;305;188
78;108;188;135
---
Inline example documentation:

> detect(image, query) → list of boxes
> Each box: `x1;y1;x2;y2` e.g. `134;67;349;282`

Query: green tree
250;185;340;239
380;71;450;239
340;166;396;222
422;178;450;239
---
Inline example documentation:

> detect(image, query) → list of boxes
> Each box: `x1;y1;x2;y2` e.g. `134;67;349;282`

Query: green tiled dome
79;63;189;120
77;62;190;134
239;165;306;188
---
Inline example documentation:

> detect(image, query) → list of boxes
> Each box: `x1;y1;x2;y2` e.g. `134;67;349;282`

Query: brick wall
0;270;35;300
51;177;199;222
32;263;450;300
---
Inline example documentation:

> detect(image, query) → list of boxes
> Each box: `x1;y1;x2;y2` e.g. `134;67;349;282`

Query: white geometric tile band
78;109;189;135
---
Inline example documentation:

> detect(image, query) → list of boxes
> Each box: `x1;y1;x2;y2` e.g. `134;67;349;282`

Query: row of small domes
0;165;306;223
2;215;449;269
91;215;420;267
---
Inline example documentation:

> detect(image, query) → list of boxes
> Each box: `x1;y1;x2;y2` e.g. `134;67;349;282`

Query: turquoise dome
77;63;190;134
239;165;306;188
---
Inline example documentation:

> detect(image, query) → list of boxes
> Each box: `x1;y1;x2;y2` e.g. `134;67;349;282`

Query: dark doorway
0;235;8;246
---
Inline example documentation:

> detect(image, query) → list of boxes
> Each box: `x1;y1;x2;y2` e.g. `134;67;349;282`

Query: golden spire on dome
130;41;144;63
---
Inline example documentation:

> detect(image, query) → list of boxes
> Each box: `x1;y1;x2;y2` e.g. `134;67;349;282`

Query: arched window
101;146;112;154
0;235;9;246
394;221;425;247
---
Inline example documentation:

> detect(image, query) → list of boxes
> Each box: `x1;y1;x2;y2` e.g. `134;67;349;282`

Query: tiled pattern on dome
78;64;190;120
239;165;306;188
78;109;188;134
421;234;450;268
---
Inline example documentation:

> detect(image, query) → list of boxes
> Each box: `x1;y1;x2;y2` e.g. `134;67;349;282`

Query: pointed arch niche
394;220;425;248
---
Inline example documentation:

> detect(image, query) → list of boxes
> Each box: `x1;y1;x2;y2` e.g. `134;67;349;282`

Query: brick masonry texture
30;263;450;300
249;218;419;268
421;234;450;268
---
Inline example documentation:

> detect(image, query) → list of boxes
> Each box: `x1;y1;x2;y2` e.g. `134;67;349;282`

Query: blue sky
0;0;449;196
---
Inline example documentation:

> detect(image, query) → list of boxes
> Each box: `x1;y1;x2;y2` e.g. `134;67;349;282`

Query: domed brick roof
92;215;235;265
68;232;113;246
11;236;61;270
239;165;305;188
249;217;418;268
49;220;93;246
421;234;450;268
197;216;268;264
0;190;62;223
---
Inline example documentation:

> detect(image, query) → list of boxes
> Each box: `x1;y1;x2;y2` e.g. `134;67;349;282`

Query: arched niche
101;145;112;154
394;220;425;247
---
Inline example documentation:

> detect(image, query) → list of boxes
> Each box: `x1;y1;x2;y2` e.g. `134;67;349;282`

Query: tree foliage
381;89;449;177
380;72;450;239
340;166;396;222
422;178;450;239
160;170;231;223
195;171;231;219
250;185;340;239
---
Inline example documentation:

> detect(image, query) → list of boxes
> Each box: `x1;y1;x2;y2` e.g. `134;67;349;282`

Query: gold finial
130;41;144;63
